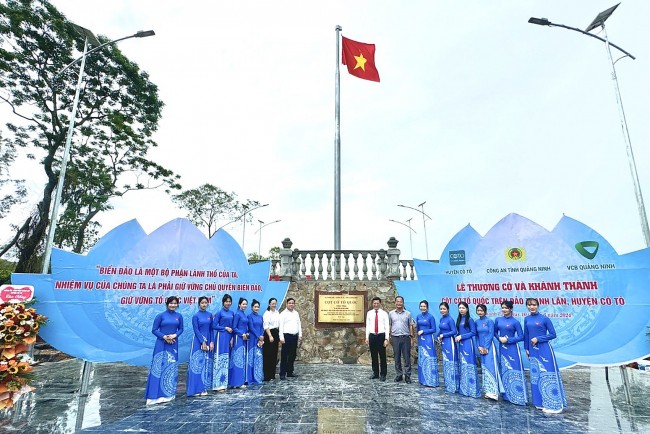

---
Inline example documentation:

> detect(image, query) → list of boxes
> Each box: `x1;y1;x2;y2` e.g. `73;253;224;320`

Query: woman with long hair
186;296;213;397
475;304;501;401
262;297;280;381
524;298;567;414
494;300;527;405
212;294;234;392
145;296;184;405
437;301;458;393
247;299;265;385
229;297;249;388
455;301;480;398
416;300;439;387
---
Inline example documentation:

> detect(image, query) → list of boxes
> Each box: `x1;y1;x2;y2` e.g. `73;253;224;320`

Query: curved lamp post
398;201;432;259
255;219;281;256
529;4;649;247
218;203;270;251
389;218;417;259
42;25;155;274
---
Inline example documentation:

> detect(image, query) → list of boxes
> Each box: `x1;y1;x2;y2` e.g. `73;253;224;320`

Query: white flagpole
334;25;342;250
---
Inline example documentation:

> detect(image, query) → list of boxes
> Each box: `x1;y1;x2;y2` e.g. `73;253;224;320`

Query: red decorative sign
0;285;35;303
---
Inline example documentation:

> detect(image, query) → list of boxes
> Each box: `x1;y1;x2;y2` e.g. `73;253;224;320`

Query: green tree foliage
247;252;265;261
268;246;280;260
0;131;26;219
0;0;180;266
247;246;280;261
0;257;16;284
172;184;260;238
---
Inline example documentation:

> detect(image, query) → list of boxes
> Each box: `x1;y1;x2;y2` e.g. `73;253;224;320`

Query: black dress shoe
405;377;412;384
370;375;379;380
380;376;386;381
394;376;403;382
287;373;298;378
280;375;286;380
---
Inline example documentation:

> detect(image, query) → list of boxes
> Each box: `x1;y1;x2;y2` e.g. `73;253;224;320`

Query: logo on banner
505;247;526;262
575;241;599;260
449;250;466;266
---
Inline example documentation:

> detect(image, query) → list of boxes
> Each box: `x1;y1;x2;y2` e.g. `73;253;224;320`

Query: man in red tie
365;297;390;381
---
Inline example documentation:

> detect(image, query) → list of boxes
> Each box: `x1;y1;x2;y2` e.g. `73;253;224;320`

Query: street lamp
255;219;281;256
217;203;269;233
397;202;432;259
389;218;417;258
528;4;649;247
41;25;155;274
238;203;269;252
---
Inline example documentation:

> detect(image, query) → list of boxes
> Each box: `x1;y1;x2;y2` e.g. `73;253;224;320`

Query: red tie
374;310;379;334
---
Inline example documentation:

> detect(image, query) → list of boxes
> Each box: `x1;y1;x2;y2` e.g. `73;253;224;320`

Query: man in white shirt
365;296;390;381
279;297;302;380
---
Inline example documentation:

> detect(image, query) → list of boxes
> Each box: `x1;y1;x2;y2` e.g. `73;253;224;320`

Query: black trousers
263;328;279;381
368;333;387;377
280;333;299;376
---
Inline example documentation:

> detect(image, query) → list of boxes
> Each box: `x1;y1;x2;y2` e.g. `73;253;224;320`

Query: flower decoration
0;303;46;346
0;301;46;410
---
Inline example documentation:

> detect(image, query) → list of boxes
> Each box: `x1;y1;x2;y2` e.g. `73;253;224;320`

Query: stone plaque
317;408;365;434
315;291;366;328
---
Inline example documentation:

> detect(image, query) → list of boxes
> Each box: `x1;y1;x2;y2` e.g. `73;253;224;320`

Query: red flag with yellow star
341;36;380;82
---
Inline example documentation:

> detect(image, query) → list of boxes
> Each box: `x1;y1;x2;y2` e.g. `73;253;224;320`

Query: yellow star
353;53;367;71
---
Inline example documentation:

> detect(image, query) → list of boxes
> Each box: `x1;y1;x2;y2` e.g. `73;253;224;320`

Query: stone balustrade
250;237;424;281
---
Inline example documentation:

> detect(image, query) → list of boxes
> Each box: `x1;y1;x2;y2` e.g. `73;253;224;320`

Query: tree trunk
13;150;58;273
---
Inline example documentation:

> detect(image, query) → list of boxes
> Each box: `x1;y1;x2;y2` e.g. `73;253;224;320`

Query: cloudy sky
6;1;650;259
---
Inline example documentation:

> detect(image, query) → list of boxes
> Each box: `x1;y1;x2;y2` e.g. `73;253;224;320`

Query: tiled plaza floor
1;359;649;433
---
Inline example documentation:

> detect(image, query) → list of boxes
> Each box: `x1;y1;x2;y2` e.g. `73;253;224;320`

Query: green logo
575;241;599;260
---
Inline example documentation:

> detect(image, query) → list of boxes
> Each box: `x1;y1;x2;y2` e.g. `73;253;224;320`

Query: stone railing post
278;238;294;281
385;237;401;280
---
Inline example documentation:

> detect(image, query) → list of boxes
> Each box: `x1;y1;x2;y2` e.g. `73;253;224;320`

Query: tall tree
0;131;26;219
0;0;180;267
172;184;241;238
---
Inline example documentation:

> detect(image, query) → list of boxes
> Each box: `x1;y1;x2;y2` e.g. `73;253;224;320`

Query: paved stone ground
1;359;649;433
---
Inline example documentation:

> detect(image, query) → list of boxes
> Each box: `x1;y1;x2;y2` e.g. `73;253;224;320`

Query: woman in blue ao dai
416;300;439;387
494;300;527;405
186;296;213;397
229;297;249;388
524;298;567;414
145;296;184;405
437;302;459;393
212;294;234;392
247;299;265;385
455;302;480;398
475;304;501;401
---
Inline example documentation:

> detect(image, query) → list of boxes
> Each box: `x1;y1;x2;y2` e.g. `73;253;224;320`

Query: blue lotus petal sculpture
396;213;650;368
11;218;289;366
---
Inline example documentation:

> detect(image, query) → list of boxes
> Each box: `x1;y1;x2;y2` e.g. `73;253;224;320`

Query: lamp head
528;17;551;26
135;30;155;38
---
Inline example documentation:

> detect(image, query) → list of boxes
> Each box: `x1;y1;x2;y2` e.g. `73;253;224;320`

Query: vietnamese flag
341;36;380;82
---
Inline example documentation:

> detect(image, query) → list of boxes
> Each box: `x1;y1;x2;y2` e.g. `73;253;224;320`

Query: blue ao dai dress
212;308;234;390
475;315;502;400
186;310;213;396
438;314;459;393
416;311;439;387
524;313;567;412
494;315;527;405
144;309;184;404
247;311;265;385
456;315;481;398
229;309;249;387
